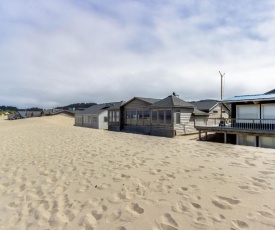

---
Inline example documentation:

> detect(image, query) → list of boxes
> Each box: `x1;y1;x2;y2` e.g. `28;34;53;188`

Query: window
115;111;120;122
158;110;164;124
88;116;92;123
92;116;97;123
144;110;150;125
131;111;137;125
104;116;108;122
175;110;180;124
152;110;157;124
213;111;218;113
109;111;113;122
137;111;143;125
76;116;80;123
126;111;131;125
165;110;172;124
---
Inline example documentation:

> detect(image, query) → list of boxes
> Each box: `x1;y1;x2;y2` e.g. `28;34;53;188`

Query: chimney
172;92;179;98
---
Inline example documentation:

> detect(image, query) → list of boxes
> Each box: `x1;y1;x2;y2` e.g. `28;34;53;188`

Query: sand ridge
0;115;275;229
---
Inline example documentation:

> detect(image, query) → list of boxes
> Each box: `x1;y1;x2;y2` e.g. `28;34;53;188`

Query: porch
194;118;275;143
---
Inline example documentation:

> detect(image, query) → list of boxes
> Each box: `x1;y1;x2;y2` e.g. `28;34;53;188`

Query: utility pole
219;71;225;119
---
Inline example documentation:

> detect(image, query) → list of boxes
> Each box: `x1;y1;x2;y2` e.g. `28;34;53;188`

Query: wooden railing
194;118;275;131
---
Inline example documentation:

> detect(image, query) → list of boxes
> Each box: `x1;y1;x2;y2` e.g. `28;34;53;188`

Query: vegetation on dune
56;103;97;110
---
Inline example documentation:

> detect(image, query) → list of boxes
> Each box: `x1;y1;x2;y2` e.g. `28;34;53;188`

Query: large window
76;116;82;123
126;111;131;125
92;116;97;123
165;110;172;124
144;111;150;125
109;111;113;122
88;116;92;124
115;111;120;122
137;111;143;125
131;111;137;125
152;110;158;124
158;110;164;124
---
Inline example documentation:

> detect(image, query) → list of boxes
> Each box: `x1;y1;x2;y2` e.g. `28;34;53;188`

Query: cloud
0;0;275;108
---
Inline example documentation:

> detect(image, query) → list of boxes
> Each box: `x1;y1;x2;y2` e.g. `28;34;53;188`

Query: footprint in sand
80;213;97;230
106;210;122;223
91;210;103;221
126;203;144;215
231;220;249;229
176;187;188;195
154;213;179;230
64;209;78;222
49;211;69;228
171;201;189;213
257;211;275;219
212;196;240;210
115;227;126;230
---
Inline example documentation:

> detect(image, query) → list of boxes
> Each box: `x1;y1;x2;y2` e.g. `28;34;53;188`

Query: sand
0;115;275;230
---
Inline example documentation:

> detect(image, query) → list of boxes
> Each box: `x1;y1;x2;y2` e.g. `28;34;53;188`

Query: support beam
224;132;227;143
205;132;208;140
199;130;201;140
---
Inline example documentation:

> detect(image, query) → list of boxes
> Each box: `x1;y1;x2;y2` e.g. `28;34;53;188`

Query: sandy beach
0;115;275;230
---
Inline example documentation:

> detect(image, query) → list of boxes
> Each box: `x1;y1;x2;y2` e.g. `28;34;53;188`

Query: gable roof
151;95;195;108
107;101;126;110
122;97;161;108
265;89;275;94
223;93;275;103
190;99;230;112
190;100;218;112
192;108;208;116
18;111;26;118
80;102;121;115
135;97;161;104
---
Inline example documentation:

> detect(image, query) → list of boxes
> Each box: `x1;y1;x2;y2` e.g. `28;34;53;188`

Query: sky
1;0;275;108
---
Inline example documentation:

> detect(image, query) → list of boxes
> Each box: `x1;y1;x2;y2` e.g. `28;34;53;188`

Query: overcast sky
1;0;275;108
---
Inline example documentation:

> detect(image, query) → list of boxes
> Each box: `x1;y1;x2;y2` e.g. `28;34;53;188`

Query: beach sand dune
1;115;275;229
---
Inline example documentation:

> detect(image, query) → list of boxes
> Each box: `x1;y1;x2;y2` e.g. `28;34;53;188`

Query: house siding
174;108;194;135
98;111;108;130
209;104;230;118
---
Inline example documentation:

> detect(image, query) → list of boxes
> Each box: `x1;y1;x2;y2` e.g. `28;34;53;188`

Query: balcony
194;118;275;135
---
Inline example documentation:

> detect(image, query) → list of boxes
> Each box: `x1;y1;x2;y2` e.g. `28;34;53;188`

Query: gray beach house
108;93;208;137
75;102;121;129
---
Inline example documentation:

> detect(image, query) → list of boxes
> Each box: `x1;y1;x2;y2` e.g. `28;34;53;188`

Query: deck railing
194;118;275;132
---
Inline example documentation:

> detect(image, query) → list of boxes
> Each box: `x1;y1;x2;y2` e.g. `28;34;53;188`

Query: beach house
195;90;275;148
108;93;208;137
75;102;121;129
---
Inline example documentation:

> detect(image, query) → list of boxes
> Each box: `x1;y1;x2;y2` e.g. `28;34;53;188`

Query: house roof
121;97;161;108
190;100;218;112
107;101;126;110
150;95;195;108
265;89;275;94
223;93;275;103
190;99;230;112
135;97;161;104
18;111;26;118
193;108;208;116
80;102;121;115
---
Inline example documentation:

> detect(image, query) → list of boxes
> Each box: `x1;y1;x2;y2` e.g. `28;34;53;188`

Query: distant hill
18;107;43;111
0;106;18;111
56;103;97;110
